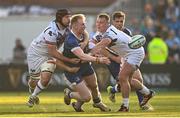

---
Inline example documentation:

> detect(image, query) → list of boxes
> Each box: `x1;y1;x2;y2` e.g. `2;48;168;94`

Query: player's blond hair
70;14;86;25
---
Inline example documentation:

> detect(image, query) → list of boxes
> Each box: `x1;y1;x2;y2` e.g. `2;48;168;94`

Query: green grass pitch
0;90;180;117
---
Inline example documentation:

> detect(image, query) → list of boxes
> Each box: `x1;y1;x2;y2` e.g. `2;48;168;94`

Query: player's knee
130;79;136;87
41;60;56;73
39;60;56;86
130;79;141;88
40;76;51;87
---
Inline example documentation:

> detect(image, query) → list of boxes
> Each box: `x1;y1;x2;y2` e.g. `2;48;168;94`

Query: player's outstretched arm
55;59;80;73
72;47;110;65
100;49;121;64
91;38;111;56
47;44;80;64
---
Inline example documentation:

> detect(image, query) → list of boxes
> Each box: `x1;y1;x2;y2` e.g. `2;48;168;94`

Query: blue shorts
64;63;95;84
106;60;120;80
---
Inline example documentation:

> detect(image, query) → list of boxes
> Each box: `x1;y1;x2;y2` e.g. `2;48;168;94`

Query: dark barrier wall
141;64;180;88
0;64;180;91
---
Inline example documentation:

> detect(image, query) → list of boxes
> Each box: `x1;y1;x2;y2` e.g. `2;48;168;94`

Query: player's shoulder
66;31;77;43
67;31;76;39
43;22;58;36
122;27;132;37
105;25;119;36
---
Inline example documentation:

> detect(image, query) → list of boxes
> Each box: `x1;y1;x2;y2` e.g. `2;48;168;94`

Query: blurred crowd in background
0;0;179;65
136;0;180;64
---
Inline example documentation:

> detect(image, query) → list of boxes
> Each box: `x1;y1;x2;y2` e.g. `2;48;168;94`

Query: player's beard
60;21;69;28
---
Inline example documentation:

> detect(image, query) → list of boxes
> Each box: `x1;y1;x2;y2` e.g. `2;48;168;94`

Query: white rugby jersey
91;31;103;42
103;25;144;57
89;31;102;49
29;21;69;56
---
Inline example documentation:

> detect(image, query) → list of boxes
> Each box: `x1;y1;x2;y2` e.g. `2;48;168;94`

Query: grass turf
0;91;180;117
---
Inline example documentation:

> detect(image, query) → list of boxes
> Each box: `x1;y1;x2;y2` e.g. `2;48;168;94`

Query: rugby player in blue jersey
63;14;111;112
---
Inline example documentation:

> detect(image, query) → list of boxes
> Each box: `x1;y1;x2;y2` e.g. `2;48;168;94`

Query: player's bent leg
27;60;56;107
74;81;92;102
64;80;91;112
131;69;155;109
131;69;144;103
84;74;111;112
132;79;155;110
31;60;55;94
130;79;144;104
117;62;136;112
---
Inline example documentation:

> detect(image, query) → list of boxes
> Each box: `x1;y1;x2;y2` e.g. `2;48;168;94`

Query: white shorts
27;46;56;76
124;47;145;67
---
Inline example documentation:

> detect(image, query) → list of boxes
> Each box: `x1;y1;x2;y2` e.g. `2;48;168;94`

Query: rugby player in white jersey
91;13;155;112
27;9;83;107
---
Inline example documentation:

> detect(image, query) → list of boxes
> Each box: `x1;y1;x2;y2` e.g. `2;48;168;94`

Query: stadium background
0;0;180;117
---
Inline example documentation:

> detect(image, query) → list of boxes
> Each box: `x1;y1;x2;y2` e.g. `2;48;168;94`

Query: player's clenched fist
96;57;110;65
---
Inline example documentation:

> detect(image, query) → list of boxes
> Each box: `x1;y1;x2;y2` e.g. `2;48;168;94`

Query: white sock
114;84;118;92
122;98;129;108
69;92;73;98
139;85;150;95
32;81;46;96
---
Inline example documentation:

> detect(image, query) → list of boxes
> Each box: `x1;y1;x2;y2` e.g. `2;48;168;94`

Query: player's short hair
70;14;86;25
112;11;125;20
55;9;71;22
97;13;110;23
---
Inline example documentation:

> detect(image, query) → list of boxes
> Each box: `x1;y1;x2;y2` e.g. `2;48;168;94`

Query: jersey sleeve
91;32;102;42
103;29;118;42
43;27;57;44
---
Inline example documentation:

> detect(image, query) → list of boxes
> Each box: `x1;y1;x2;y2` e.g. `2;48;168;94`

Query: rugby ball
128;35;146;49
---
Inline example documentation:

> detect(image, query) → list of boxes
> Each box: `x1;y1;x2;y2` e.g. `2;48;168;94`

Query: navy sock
111;86;117;93
136;91;143;104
